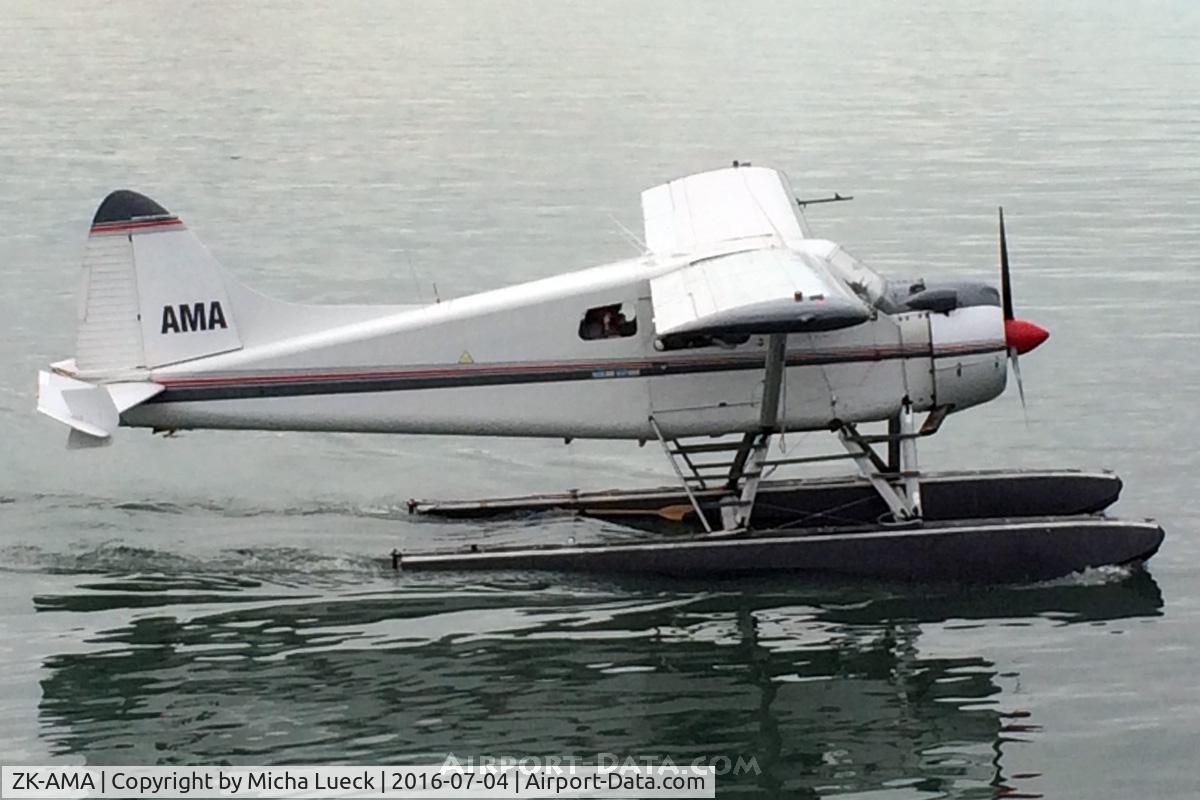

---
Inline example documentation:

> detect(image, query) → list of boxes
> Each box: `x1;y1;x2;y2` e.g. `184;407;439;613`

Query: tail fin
75;190;242;379
38;190;243;447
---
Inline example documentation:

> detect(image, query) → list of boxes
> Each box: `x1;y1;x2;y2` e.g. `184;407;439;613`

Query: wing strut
759;333;787;428
723;332;788;488
717;333;789;530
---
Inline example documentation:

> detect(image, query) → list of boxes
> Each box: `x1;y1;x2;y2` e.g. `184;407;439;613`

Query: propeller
998;207;1049;412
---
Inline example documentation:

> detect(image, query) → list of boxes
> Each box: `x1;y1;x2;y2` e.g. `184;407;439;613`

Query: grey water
1;0;1198;796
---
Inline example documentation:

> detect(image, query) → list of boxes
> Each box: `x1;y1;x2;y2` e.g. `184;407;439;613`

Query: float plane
36;164;1163;581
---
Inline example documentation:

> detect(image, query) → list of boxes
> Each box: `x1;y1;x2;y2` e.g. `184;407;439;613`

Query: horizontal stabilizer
67;428;111;450
37;370;164;446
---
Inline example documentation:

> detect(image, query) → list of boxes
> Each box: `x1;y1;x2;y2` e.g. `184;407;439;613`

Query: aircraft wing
640;166;808;255
650;248;871;338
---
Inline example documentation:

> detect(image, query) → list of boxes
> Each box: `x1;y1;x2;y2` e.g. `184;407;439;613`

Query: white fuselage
123;241;1008;440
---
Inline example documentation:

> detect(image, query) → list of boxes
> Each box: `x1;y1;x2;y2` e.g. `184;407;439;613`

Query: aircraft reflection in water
33;568;1161;798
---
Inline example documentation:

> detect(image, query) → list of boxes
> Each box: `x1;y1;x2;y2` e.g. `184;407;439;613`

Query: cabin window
579;302;637;340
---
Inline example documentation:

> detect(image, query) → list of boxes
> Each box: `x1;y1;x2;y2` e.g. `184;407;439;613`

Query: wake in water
3;489;417;520
0;487;620;584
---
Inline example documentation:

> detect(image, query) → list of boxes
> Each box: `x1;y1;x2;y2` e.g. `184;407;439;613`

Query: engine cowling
929;305;1009;412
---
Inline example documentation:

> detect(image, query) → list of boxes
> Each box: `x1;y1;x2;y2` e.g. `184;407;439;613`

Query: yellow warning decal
458;351;474;364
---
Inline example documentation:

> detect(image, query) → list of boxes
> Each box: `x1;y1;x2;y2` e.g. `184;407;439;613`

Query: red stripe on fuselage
154;341;1006;389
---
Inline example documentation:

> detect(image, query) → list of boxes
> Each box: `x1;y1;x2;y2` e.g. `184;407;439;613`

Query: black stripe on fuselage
146;345;1004;404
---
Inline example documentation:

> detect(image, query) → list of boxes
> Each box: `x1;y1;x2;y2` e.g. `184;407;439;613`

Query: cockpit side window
579;302;638;341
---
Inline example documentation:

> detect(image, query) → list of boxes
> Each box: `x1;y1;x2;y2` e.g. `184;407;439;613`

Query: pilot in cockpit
580;304;636;340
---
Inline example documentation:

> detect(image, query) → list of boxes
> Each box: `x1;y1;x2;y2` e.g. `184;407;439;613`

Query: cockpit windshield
824;245;887;307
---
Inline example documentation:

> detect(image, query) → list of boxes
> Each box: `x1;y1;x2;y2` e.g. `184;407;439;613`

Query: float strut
899;401;923;517
887;414;901;472
649;416;714;533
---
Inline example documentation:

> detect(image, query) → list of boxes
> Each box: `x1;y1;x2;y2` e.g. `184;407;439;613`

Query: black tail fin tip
93;190;170;224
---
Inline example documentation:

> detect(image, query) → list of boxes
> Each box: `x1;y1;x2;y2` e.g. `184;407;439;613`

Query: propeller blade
999;206;1014;320
998;208;1040;422
1009;347;1028;421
